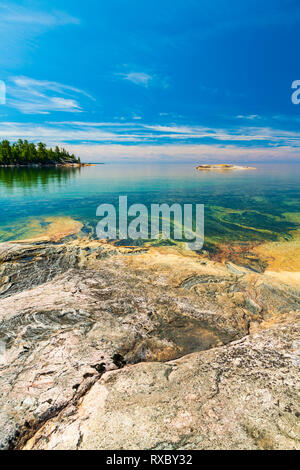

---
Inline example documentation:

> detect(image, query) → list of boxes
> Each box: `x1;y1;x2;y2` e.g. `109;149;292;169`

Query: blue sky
1;0;300;162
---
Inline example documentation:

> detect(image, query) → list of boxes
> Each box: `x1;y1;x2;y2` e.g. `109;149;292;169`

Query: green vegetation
0;140;80;166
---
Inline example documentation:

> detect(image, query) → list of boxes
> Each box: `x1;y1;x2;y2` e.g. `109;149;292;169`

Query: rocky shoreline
0;239;299;450
0;163;95;168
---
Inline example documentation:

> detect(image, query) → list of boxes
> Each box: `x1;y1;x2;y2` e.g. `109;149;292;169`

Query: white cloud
64;143;300;163
11;77;93;99
145;125;196;134
48;97;81;111
0;122;142;144
1;120;300;145
46;121;138;127
0;120;299;161
236;115;261;120
117;72;153;87
0;4;79;26
144;124;300;144
8;97;82;115
0;3;80;67
6;76;94;114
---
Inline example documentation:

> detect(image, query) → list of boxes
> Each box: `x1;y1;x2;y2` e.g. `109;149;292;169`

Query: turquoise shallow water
1;163;300;244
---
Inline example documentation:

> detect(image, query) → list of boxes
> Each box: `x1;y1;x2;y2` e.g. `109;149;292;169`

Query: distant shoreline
0;163;97;168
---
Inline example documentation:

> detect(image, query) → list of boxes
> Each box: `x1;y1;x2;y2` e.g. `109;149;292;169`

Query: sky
0;0;300;162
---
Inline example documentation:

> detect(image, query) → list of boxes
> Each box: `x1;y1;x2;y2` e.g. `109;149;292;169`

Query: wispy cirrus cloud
0;121;300;155
11;77;93;99
0;3;80;26
236;114;261;120
64;143;300;163
0;122;142;145
115;70;168;89
0;118;299;162
116;72;153;87
0;3;80;66
143;123;300;146
9;97;82;115
5;76;94;114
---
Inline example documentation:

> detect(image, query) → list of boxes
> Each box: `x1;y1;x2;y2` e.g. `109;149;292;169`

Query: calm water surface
1;163;300;244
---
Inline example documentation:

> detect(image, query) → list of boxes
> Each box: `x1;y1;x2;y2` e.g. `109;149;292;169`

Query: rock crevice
0;241;299;450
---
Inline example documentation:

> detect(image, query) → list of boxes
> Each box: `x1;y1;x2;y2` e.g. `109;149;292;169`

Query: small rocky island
196;164;256;171
0;139;86;167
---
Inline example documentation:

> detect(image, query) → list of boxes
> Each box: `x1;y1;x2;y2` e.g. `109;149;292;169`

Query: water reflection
0;166;81;191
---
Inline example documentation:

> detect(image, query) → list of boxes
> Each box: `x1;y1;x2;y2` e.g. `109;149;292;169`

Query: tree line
0;140;80;165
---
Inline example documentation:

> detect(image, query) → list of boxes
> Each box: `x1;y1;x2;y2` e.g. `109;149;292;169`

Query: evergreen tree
0;140;80;166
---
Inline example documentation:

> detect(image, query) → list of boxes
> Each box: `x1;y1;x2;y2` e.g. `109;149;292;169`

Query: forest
0;140;80;165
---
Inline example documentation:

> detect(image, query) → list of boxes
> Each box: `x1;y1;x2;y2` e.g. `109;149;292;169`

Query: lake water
1;162;300;245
